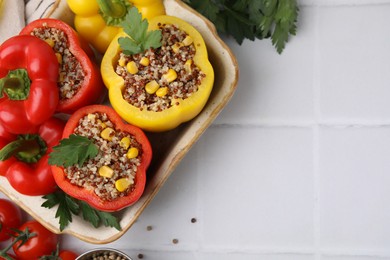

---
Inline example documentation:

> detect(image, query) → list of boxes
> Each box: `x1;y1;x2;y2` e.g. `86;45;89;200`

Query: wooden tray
0;0;239;244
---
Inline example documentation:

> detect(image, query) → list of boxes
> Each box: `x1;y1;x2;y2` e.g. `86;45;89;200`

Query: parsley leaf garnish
48;134;99;167
41;191;79;231
97;210;122;230
42;190;121;231
118;7;162;55
183;0;299;54
80;201;121;230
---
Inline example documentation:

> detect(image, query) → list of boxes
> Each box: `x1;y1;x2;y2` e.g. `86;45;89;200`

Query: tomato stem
0;69;30;100
39;243;60;260
0;228;36;260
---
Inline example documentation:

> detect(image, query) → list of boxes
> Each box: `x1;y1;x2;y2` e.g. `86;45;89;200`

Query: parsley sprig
118;7;162;55
42;190;121;232
183;0;299;53
48;134;99;167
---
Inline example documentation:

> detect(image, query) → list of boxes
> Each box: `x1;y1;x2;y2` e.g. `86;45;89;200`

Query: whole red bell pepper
20;18;106;114
50;105;152;212
0;117;65;196
0;35;59;134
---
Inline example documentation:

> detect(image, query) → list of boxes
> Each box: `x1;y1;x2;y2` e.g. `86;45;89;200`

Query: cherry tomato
0;199;22;242
0;253;17;260
59;250;78;260
12;220;58;260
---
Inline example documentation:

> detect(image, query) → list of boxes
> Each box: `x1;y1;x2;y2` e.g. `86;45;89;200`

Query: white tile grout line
312;4;322;260
207;2;390;254
195;142;203;256
120;244;390;257
211;121;390;129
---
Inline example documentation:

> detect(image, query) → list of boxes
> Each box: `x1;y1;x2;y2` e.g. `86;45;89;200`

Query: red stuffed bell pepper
0;35;59;134
0;117;64;196
20;18;105;114
49;105;152;212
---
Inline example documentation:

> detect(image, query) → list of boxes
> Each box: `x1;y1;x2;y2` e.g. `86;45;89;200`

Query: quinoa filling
64;112;142;202
31;24;85;101
117;23;206;112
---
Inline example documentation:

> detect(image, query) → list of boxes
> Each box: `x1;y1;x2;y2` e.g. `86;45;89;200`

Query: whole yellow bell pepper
101;15;214;132
131;0;165;21
66;0;165;53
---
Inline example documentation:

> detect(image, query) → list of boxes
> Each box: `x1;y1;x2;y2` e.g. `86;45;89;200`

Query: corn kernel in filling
118;24;206;112
64;113;142;201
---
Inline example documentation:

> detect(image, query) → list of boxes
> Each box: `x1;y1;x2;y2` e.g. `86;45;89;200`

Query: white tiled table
2;1;390;259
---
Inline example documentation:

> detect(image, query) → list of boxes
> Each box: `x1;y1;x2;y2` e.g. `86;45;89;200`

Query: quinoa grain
118;23;206;112
64;113;142;201
31;23;85;101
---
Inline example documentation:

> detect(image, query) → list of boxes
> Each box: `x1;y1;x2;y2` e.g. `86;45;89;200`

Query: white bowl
76;248;132;260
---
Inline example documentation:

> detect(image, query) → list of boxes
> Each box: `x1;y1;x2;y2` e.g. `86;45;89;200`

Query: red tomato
12;220;58;260
0;253;17;260
59;250;78;260
0;199;22;242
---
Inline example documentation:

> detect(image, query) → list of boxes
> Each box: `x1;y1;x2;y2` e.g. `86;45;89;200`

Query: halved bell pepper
101;15;214;132
0;35;59;134
66;0;165;53
0;117;65;196
19;18;105;114
50;105;152;212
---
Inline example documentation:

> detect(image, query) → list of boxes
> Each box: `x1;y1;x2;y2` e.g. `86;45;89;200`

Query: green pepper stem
0;140;24;161
0;134;47;163
97;0;127;18
0;69;30;100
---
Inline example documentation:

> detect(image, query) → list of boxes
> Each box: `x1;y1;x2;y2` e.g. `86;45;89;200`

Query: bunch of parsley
183;0;299;53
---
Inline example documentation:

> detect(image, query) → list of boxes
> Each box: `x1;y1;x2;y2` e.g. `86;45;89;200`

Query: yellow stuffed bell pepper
66;0;165;53
101;15;214;132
